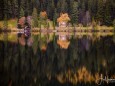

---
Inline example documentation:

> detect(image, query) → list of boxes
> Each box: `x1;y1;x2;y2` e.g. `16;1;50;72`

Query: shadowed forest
0;0;115;26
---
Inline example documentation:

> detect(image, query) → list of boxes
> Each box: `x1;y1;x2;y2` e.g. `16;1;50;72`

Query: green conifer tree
32;8;38;27
19;8;24;18
96;0;104;25
46;0;54;19
70;1;79;25
104;1;112;25
53;8;58;27
12;0;18;18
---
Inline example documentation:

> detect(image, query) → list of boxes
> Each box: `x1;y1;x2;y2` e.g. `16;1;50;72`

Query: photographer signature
96;74;115;85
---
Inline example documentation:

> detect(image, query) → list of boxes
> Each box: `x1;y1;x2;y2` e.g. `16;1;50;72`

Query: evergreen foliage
0;0;115;26
32;8;38;27
70;1;79;25
19;8;24;18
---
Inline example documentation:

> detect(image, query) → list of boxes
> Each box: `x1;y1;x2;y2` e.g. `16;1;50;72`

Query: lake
0;31;115;86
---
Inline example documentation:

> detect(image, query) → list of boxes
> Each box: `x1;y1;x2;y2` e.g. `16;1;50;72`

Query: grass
0;19;17;29
0;19;114;31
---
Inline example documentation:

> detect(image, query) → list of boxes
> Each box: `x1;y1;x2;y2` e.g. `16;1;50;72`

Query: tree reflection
0;33;115;85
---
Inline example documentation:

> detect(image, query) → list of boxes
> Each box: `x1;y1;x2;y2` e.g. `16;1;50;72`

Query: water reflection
0;31;115;85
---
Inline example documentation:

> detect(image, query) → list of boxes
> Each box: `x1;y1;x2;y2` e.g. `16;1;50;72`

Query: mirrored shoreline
0;31;115;85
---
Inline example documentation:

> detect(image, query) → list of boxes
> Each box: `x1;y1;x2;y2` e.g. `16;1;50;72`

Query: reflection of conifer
3;15;8;29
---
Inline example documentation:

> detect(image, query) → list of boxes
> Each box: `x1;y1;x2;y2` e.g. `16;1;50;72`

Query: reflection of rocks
27;37;33;46
19;35;25;46
19;34;33;46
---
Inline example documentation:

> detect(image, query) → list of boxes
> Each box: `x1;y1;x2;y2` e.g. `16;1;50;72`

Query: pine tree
12;0;18;18
61;0;68;13
32;8;38;27
57;0;61;13
70;1;79;25
8;1;12;18
53;8;58;26
35;0;40;13
82;0;85;12
46;0;54;20
42;0;47;10
88;0;97;18
104;1;112;25
19;8;24;18
96;0;104;25
57;0;68;13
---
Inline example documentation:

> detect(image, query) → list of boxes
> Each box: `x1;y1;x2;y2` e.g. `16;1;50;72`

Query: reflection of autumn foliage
57;40;70;49
40;11;47;19
57;13;70;23
56;66;101;84
77;67;94;82
41;44;47;51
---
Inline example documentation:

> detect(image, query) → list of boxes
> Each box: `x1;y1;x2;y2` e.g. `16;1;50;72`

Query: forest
0;0;115;26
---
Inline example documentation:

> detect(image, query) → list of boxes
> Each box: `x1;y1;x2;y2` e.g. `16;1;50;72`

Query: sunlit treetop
40;11;47;19
57;13;70;23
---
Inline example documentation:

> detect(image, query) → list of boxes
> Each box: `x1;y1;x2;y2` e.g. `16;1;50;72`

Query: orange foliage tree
57;13;70;23
40;11;47;20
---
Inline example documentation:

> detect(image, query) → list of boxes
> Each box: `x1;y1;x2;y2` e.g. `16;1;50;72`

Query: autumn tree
39;11;48;27
57;13;70;23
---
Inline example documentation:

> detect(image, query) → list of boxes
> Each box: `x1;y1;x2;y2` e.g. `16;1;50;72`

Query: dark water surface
0;32;115;86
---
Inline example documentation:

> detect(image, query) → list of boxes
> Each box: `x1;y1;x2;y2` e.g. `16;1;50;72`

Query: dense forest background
0;0;115;26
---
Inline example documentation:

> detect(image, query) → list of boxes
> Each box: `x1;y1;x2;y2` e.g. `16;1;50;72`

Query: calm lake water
0;31;115;86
